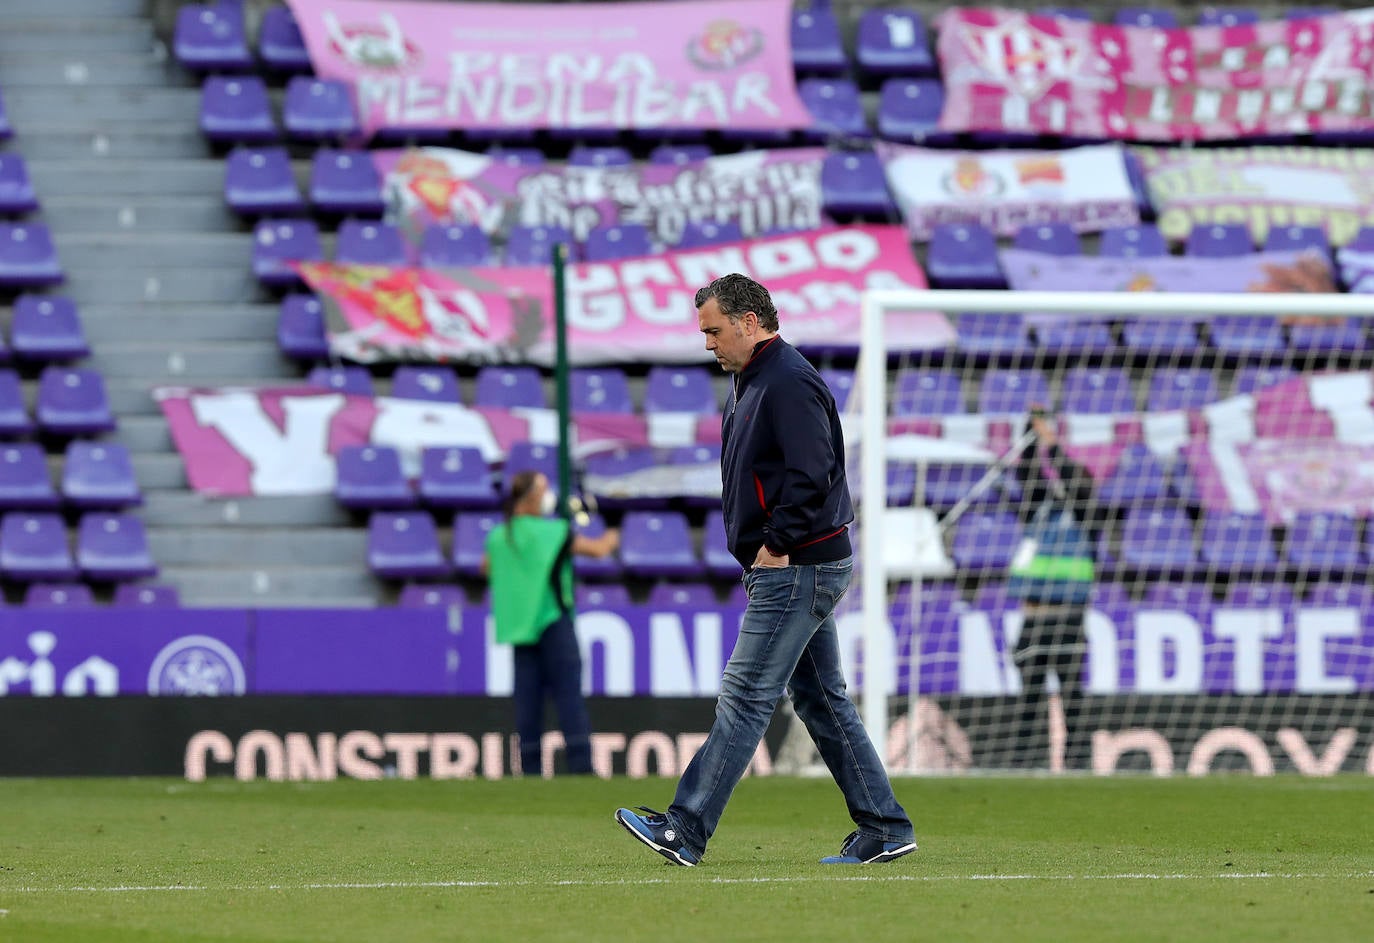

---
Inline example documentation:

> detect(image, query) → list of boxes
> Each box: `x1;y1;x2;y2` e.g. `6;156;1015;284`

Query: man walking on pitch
615;274;915;867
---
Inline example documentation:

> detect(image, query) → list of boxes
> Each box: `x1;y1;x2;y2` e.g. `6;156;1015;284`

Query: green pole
551;242;576;609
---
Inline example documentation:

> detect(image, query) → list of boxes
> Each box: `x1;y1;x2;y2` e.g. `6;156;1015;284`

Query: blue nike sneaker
614;806;700;867
820;830;917;865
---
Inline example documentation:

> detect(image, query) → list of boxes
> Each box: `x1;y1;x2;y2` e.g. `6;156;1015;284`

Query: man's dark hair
694;273;779;332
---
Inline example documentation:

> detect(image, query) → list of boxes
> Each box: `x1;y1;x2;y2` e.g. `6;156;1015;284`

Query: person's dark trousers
1012;606;1089;770
513;614;593;776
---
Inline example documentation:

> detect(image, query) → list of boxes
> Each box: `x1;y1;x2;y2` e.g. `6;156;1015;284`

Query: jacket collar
738;334;782;381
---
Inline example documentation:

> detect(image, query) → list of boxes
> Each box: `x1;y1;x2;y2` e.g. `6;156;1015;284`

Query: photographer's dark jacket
1006;440;1095;606
720;335;853;569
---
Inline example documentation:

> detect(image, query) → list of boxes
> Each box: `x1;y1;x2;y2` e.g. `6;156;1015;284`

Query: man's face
698;297;758;374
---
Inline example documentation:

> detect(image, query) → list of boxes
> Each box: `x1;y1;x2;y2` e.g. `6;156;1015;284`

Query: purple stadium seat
506;224;572;266
1013;223;1082;256
955;313;1032;356
1284;511;1361;572
0;223;63;288
883;462;916;506
1231;365;1294;396
1037;6;1093;18
877;78;948;143
11;295;89;362
1114;7;1178;27
1;512;77;581
979;369;1052;414
926;223;1004;288
277;294;329;360
391;366;461;404
1209;316;1286;356
1062;367;1135;414
503;442;558;483
0;371;34;436
570;368;633;413
335;220;408;266
666;443;722;509
1287;6;1338;19
703;510;738;579
791;8;847;74
0;444;58;509
307;364;374;397
648;583;719;608
1201;512;1277;569
310;149;384;216
36;367;114;435
644;367;717;414
112;584;180;607
572;512;623;581
921;464;1006;510
398;584;464;608
174;1;252;71
1263;225;1328;253
621;510;702;579
677;221;744;250
369;510;449;579
649;145;713;166
283;77;358;141
1143;582;1214;611
486;148;546;167
253;219;322;287
0;155;38;215
1036;320;1115;356
821;151;894;217
452;510;501;578
335;445;414;510
258;4;312;73
1096;444;1169;507
1146;368;1218;411
199;76;277;144
1121;318;1199;354
820;368;855;411
475;366;545;409
893;369;964;416
951;512;1023;570
1115;506;1198;570
25;583;96;608
856;9;935;77
1098;223;1167;258
1288;319;1368;354
418;446;498;510
1197;8;1259;27
62;441;141;509
577;583;631;608
568;146;632;168
77;513;157;581
585;447;664;510
1185;224;1252;257
583;223;653;262
224;147;304;216
800;79;870;142
419;224;496;267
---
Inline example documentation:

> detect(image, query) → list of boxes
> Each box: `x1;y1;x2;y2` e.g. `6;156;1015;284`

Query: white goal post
855;288;1374;772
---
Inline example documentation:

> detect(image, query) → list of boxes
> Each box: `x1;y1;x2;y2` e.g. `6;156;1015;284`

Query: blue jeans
668;557;913;855
513;614;593;775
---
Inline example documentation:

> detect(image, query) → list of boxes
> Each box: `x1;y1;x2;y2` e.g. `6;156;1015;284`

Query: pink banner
293;225;952;364
936;8;1374;141
284;0;810;134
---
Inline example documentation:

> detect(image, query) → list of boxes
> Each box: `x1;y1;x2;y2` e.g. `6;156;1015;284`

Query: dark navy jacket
720;335;853;569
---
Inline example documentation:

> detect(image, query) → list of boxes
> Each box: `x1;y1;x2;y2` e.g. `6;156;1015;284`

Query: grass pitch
1;775;1370;942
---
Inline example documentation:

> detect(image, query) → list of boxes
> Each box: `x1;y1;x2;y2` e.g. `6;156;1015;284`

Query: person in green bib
1006;407;1098;771
482;469;619;776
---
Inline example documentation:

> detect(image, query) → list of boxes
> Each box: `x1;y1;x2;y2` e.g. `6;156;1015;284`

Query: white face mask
539;488;558;517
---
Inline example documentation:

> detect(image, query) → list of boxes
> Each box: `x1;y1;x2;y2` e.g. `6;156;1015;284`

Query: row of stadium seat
0;368;114;436
0;511;154;582
5;582;180;609
0;442;141;510
366;505;1374;583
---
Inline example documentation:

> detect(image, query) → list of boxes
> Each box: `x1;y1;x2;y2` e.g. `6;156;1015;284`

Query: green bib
485;516;572;645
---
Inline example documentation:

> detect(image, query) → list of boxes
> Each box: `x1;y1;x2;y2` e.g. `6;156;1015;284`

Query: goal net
844;289;1374;776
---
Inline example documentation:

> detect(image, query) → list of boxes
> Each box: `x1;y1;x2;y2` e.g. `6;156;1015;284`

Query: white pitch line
2;872;1370;894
